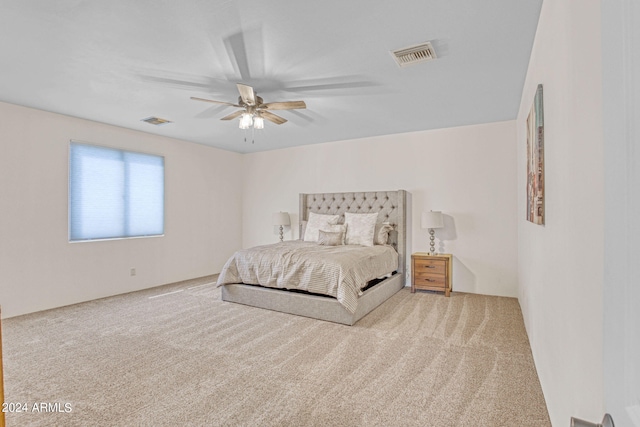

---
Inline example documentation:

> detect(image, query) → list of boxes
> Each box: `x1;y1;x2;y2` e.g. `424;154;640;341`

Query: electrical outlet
130;268;136;276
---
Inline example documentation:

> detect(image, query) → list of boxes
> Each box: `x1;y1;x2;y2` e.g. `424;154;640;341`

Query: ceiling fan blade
220;110;244;121
237;83;256;106
138;71;229;92
261;111;287;125
262;101;307;110
190;96;240;107
141;75;211;90
224;31;252;81
287;109;315;124
281;76;380;94
194;104;231;119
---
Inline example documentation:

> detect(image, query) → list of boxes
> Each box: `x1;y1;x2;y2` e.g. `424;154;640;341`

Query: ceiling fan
191;83;306;129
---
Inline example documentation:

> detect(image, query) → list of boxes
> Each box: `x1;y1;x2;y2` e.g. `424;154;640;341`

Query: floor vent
141;116;173;125
391;42;437;67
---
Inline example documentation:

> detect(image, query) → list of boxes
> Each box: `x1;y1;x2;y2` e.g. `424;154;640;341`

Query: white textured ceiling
0;0;542;153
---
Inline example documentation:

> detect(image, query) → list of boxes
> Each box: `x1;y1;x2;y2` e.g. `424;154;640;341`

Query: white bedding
216;241;399;313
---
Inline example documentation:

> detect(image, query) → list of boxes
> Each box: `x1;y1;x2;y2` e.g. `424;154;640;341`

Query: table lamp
273;212;290;242
421;211;444;255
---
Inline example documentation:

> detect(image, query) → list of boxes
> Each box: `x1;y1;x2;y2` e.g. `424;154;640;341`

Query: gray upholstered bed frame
221;190;408;325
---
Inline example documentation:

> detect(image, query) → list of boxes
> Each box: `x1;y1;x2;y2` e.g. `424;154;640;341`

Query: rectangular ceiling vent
141;116;172;126
391;42;437;67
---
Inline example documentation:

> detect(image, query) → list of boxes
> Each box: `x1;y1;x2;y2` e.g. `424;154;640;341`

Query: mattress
216;241;398;313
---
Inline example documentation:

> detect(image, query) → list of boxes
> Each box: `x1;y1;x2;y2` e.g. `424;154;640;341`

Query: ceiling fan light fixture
239;113;253;129
253;115;264;129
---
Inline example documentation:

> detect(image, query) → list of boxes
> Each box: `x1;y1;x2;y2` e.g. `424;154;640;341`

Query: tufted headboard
299;190;407;280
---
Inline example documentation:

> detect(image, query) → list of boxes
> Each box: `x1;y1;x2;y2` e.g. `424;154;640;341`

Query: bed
217;190;408;325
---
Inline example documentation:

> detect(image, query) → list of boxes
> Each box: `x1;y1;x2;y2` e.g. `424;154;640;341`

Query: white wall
516;0;604;424
602;1;640;425
242;121;519;297
0;101;243;318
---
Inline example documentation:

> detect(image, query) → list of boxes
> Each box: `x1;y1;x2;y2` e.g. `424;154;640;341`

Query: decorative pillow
318;230;344;246
321;224;347;245
375;222;394;245
303;212;340;242
344;212;378;246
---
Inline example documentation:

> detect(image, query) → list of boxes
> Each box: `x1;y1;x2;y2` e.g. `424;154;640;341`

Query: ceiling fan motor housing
238;95;264;107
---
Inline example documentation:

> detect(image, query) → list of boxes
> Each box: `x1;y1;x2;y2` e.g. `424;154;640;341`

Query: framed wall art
526;84;545;225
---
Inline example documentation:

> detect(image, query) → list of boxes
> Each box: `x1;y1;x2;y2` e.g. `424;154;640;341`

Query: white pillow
344;212;378;246
303;212;340;242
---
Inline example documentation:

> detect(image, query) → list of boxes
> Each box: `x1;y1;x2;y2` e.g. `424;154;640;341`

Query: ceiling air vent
141;116;173;125
391;42;437;67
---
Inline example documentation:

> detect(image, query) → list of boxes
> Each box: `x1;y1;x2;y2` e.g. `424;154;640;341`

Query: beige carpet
3;276;550;427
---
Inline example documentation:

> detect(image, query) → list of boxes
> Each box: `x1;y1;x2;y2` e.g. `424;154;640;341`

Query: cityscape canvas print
526;84;545;225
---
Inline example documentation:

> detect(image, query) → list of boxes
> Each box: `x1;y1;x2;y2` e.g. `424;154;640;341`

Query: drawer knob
426;265;436;268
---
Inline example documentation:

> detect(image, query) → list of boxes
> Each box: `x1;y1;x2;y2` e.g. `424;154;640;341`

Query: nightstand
411;253;452;297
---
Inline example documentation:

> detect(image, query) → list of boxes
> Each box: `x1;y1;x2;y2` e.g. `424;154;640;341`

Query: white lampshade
421;211;444;229
253;115;264;129
272;212;290;226
239;113;253;129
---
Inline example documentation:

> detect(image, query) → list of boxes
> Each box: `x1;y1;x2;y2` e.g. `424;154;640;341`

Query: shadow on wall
451;258;476;294
435;214;476;293
436;213;457;253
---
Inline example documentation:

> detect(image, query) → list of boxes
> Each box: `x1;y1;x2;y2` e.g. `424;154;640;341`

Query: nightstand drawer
414;276;446;288
414;271;445;281
413;259;446;275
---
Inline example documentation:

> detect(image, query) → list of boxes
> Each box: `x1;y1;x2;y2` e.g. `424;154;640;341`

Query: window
69;142;164;241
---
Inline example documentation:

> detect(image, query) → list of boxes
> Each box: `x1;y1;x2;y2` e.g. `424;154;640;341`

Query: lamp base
279;225;284;242
429;229;436;255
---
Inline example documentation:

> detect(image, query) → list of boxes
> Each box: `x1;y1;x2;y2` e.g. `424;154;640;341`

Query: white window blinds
69;142;164;241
